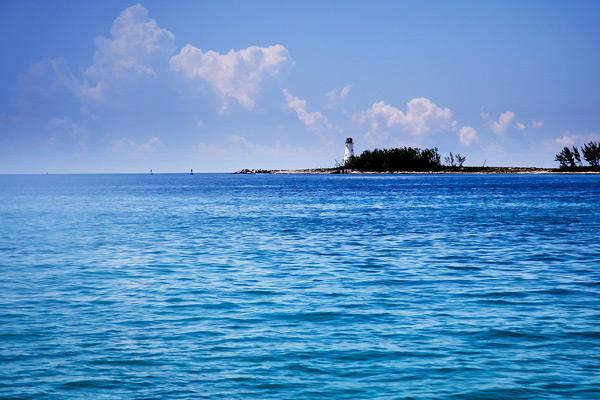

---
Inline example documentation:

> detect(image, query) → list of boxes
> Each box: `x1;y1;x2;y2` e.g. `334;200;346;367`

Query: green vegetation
582;141;600;167
344;147;444;171
332;142;600;173
444;152;467;168
555;141;600;170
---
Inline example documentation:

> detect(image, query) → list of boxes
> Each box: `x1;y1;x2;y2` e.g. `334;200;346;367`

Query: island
236;141;600;174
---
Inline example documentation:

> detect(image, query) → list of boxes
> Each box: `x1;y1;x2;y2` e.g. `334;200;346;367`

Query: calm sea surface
1;173;599;399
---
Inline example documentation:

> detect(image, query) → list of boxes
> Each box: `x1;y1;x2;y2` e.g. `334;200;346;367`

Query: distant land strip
236;142;600;174
235;167;600;174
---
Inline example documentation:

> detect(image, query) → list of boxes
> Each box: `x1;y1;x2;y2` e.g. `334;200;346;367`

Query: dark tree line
555;141;600;169
344;147;446;171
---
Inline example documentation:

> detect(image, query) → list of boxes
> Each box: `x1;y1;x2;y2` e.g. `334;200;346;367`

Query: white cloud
170;43;290;110
137;137;162;152
555;134;575;147
110;136;163;154
18;4;289;116
16;5;175;107
554;131;600;147
358;97;454;136
327;84;352;107
283;89;333;133
532;120;544;129
458;126;478;146
84;4;175;101
340;84;352;99
480;107;489;120
20;4;289;112
516;122;526;130
488;111;515;134
228;135;252;146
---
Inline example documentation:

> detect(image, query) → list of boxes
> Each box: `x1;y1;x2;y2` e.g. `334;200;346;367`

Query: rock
234;168;273;174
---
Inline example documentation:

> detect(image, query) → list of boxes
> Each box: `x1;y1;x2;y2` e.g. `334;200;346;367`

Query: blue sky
1;0;599;173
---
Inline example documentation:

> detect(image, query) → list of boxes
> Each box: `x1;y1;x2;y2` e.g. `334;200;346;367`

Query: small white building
344;137;354;164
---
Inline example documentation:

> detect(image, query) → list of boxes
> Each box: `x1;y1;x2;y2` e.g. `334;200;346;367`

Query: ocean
0;173;599;399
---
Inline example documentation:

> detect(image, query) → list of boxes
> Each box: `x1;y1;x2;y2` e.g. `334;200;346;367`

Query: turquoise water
1;173;599;399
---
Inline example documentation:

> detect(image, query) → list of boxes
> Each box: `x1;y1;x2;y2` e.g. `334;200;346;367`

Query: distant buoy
150;169;153;175
190;169;194;175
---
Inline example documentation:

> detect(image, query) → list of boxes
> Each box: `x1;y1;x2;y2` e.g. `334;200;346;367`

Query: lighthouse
343;137;354;164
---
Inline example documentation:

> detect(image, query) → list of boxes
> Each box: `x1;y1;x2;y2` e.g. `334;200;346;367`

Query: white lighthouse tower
343;137;354;165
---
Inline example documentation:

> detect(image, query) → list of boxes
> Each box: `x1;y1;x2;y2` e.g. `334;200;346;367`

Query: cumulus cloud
15;5;175;107
458;126;478;146
282;89;333;133
488;111;515;134
16;3;290;122
516;122;526;130
356;98;487;147
532;120;544;129
170;43;290;110
84;4;175;100
358;97;454;136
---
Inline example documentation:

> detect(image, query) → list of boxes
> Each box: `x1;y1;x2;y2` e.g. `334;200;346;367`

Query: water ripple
0;173;599;399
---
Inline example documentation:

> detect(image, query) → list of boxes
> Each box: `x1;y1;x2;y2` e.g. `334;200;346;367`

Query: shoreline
235;167;600;175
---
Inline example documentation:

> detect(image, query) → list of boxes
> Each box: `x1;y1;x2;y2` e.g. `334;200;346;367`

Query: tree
444;152;456;167
344;146;443;172
555;147;577;169
455;154;466;167
572;146;582;167
582;141;600;167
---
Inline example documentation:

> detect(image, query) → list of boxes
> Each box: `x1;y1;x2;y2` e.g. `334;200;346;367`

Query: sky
1;0;600;173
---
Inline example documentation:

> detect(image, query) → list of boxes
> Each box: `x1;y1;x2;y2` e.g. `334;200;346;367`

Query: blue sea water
0;173;599;399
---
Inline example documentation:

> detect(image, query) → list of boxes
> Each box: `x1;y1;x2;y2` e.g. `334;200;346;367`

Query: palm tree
582;141;600;167
572;146;582;167
555;147;576;169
